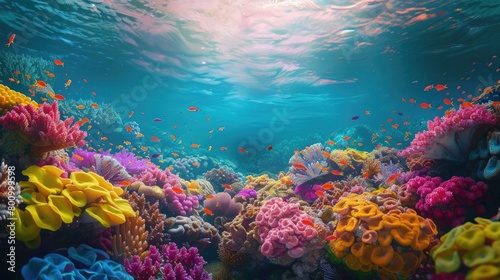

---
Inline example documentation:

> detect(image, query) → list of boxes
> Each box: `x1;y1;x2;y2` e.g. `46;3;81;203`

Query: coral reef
289;143;330;186
0;52;54;88
203;167;241;189
124;243;211;280
165;155;216;180
88;154;132;185
21;244;132;279
0;83;38;116
126;192;166;248
59;98;122;130
402;176;488;229
164;215;221;252
0;102;87;157
203;192;242;219
399;104;497;162
431;217;500;279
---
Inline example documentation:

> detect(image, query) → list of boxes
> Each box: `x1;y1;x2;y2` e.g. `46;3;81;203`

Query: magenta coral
255;197;318;259
136;166;181;187
125;243;211;280
404;176;488;228
0;102;86;156
162;184;199;216
399;105;497;162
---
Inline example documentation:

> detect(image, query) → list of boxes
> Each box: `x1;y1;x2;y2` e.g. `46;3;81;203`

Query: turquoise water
2;0;500;279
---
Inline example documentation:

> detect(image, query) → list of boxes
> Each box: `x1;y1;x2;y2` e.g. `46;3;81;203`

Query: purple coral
111;149;151;175
202;192;242;219
125;243;211;280
255;197;318;259
90;154;132;185
136;166;180;187
162;184;199;216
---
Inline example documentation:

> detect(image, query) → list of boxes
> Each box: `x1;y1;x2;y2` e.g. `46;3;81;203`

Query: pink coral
0;102;86;156
255;197;317;259
404;176;488;228
136;166;180;187
399;105;497;161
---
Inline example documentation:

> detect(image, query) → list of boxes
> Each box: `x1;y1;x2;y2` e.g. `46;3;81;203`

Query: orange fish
386;118;393;123
327;140;335;145
238;147;247;153
267;145;273;151
101;137;108;141
192;162;200;167
123;141;131;145
205;195;214;199
8;77;15;82
151;136;160;142
191;143;200;148
36;80;47;87
460;101;474;108
322;182;335;190
91;91;96;96
331;170;344;176
222;184;232;190
125;125;133;132
325;234;338;241
364;110;370;115
423;84;434;91
53;94;65;100
420;102;432;109
64;79;72;88
202;208;214;216
343;135;351;141
172;152;179;157
6;34;15;47
188;106;199;112
13;70;20;75
129;111;134;118
435;84;447;91
218;126;225;131
90;103;99;108
135;133;144;138
25;73;31;79
172;187;184;194
76;105;85;109
302;219;315;227
292;163;307;170
48;72;56;78
117;181;131;186
73;154;84;161
315;190;325;197
401;97;406;102
385;172;400;184
391;123;399;129
170;134;176;141
409;98;416;103
54;59;64;66
321;151;330;158
443;98;453;106
220;146;227;151
83;78;88;83
87;125;92;131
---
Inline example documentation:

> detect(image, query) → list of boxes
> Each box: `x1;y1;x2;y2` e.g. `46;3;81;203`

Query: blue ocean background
1;0;499;174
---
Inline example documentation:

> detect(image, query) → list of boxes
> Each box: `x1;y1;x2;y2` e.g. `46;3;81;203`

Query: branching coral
125;192;166;248
0;52;54;88
0;102;87;156
110;214;148;263
59;98;122;129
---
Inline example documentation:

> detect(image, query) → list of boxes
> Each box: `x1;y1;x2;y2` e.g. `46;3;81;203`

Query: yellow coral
0;83;38;116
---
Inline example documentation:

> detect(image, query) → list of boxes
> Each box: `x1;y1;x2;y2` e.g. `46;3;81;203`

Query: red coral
0;102;86;156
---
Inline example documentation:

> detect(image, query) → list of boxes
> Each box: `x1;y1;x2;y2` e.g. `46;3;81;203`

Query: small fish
460;101;474;108
129;111;134;118
36;80;47;87
222;184;232;190
151;153;161;158
391;123;399;129
443;98;453;106
91;91;96;96
220;146;227;151
151;136;160;142
125;125;133;132
6;34;15;47
343;135;351;141
267;145;273;150
238;147;248;153
423;84;434;91
83;78;88;83
302;219;315;227
13;70;20;75
135;133;144;138
435;84;447;91
292;163;307;170
385;173;400;185
322;182;335;190
327;140;335;145
202;208;214;216
123;141;131;145
331;170;344;176
64;79;72;88
205;195;214;199
54;59;64;66
218;126;225;131
153;118;162;122
25;73;31;79
90;103;99;108
208;145;212;151
420;102;432;109
386;118;393;123
76;105;85;109
53;94;65;100
206;115;210;120
172;152;179;157
409;98;416;103
325;234;338;241
171;187;184;194
351;116;359;120
315;190;325;197
321;151;330;158
192;161;200;167
87;125;92;131
101;137;108;141
188;106;199;112
73;154;84;161
191;143;200;148
117;181;131;186
170;134;176;141
365;110;370;115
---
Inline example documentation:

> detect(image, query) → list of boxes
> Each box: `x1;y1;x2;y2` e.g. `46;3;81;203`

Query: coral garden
2;82;500;280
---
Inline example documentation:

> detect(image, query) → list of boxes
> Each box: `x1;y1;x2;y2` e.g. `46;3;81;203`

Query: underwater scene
2;0;500;279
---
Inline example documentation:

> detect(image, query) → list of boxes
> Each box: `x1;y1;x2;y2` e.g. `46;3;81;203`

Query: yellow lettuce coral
431;218;500;279
15;165;135;248
0;83;38;116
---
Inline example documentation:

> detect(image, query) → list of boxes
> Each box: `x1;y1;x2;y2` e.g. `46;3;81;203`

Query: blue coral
22;244;132;280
